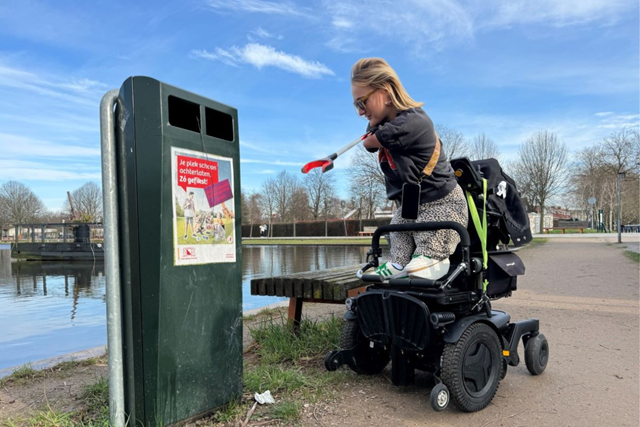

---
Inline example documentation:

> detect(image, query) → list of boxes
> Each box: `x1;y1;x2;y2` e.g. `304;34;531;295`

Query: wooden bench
250;265;367;327
543;228;585;234
358;226;377;237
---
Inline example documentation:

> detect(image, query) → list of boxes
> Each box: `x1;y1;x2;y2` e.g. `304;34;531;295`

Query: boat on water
7;222;104;261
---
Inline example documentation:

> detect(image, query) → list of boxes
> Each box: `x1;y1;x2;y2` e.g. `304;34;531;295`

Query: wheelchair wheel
524;333;549;375
441;323;502;412
430;383;450;411
340;319;389;375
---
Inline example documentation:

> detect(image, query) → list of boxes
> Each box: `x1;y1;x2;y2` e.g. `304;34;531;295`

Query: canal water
0;244;383;370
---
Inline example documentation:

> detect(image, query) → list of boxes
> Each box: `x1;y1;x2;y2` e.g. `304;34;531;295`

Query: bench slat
250;265;362;300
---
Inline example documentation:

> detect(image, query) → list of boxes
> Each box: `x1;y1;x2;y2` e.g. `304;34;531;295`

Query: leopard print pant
389;184;468;266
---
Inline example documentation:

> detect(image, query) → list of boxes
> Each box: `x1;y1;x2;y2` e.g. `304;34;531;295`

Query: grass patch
0;356;106;388
243;306;287;322
268;401;301;422
1;364;37;385
1;410;110;427
248;314;342;365
623;250;640;263
244;365;309;395
211;398;246;425
78;377;109;422
239;314;358;424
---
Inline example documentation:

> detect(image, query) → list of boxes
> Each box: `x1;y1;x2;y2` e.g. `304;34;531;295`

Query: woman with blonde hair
352;57;468;280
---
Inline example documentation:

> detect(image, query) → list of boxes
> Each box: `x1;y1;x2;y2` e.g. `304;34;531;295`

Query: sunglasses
353;88;378;112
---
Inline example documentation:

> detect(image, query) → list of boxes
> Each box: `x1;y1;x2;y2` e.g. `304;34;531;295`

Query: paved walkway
533;232;640;253
302;234;640;427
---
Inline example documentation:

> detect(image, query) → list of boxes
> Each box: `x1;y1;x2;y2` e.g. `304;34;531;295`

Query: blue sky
0;0;638;211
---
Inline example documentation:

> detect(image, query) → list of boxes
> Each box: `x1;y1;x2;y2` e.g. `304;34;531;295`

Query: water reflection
0;250;106;370
0;245;386;370
11;261;105;320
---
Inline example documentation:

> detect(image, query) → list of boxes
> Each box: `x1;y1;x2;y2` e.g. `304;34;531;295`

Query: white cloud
0;113;97;134
191;43;334;78
248;27;284;41
322;0;474;52
319;0;635;53
596;113;640;130
0;160;100;181
240;158;302;167
331;18;352;29
0;133;99;158
468;0;633;29
0;63;106;106
461;57;638;96
240;140;280;154
55;78;108;94
204;0;304;16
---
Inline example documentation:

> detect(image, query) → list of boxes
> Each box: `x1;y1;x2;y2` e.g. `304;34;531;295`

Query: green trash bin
115;77;242;426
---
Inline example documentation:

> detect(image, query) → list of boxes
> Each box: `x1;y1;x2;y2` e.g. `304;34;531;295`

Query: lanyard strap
465;178;488;270
421;135;441;177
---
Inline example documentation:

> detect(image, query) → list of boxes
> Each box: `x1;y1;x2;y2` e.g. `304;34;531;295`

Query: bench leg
288;297;303;331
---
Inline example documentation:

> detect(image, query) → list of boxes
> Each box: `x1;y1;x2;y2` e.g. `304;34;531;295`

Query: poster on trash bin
171;146;236;266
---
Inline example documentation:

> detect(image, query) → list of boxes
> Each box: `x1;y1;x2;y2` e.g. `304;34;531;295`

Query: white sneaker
370;262;409;280
405;255;450;280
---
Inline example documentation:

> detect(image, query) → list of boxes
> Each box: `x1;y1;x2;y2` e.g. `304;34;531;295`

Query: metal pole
100;89;126;427
617;173;623;244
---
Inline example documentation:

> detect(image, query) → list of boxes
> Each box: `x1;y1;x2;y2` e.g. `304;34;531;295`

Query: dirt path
299;238;639;427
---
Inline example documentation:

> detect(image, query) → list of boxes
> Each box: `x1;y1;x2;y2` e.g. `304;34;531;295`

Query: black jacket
371;108;457;204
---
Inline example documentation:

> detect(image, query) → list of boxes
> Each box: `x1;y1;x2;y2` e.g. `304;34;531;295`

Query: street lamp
617;172;626;243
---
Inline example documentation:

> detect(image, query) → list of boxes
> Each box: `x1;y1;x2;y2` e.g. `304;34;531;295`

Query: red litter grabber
301;132;371;174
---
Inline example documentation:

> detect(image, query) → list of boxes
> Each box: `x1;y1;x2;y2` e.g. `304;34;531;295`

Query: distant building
528;206;584;231
528;213;554;231
373;203;394;219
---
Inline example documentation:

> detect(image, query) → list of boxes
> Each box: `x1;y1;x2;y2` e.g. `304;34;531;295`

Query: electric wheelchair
324;157;549;412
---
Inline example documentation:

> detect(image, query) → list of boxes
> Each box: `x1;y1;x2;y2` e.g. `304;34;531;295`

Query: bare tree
269;171;301;223
572;145;608;225
469;133;501;161
293;186;312;221
570;129;640;227
0;181;48;224
62;182;102;222
242;191;264;237
304;170;336;220
0;200;8;230
512;130;568;233
436;124;469;160
242;191;263;223
601;127;640;174
347;145;387;218
259;178;277;236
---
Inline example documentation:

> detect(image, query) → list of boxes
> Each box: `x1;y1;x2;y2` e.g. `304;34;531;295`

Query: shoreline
0;300;294;380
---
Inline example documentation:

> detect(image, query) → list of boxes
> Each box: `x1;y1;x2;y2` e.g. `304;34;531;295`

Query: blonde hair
351;58;423;110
